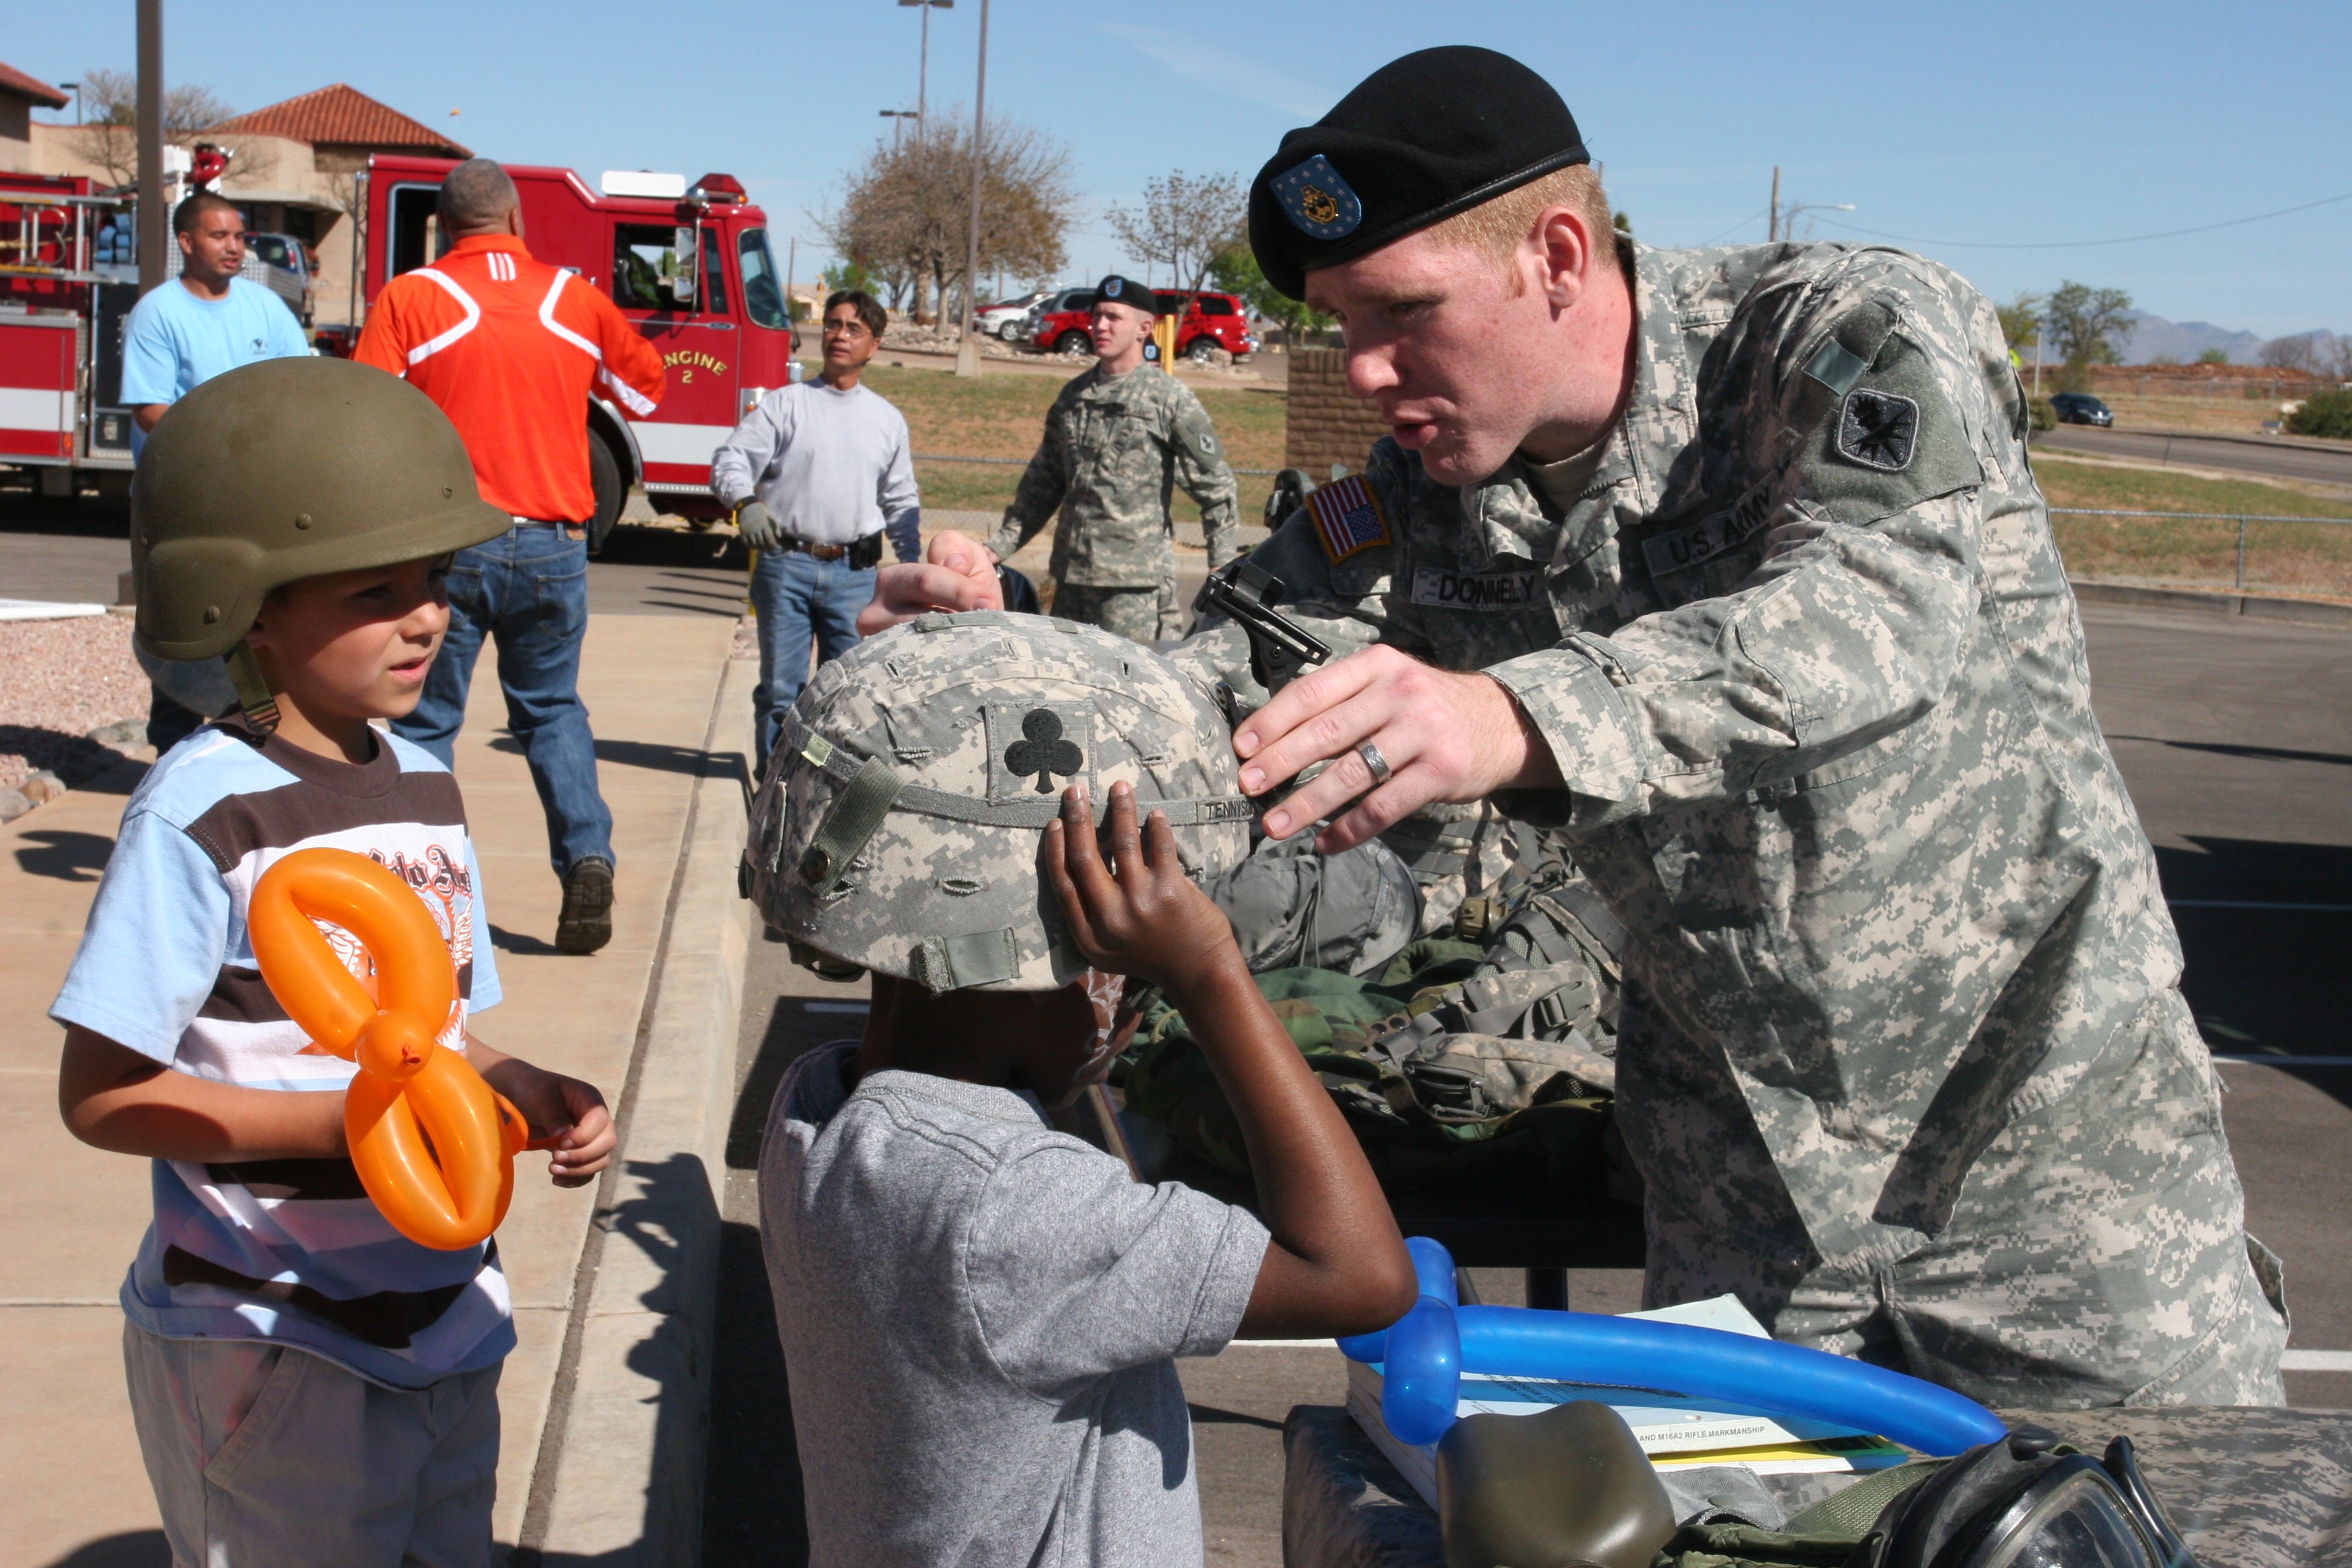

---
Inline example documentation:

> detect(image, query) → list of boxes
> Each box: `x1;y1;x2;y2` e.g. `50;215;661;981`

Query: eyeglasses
822;320;872;338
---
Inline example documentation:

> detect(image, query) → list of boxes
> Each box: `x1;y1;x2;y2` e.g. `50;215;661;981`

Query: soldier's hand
1042;782;1240;997
856;528;1004;635
735;499;785;552
1232;644;1562;852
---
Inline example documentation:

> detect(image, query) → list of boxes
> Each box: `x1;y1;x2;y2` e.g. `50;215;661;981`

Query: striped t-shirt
52;717;513;1388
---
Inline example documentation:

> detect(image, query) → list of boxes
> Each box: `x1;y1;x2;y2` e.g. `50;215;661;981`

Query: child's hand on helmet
1042;783;1241;997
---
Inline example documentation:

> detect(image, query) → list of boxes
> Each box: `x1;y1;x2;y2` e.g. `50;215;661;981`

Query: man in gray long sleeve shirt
712;288;922;772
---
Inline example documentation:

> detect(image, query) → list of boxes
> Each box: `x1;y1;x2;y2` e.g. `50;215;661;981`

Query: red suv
1020;287;1256;362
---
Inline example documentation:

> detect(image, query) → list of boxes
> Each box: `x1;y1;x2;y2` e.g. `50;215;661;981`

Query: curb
2069;578;2352;629
517;653;755;1566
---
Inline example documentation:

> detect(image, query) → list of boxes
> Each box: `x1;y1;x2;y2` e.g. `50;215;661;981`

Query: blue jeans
395;527;614;876
752;547;874;777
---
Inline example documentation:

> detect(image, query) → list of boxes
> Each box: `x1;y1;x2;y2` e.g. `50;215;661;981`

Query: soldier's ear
1532;206;1596;313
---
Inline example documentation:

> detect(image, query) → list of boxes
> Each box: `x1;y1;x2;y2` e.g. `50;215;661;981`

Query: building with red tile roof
205;83;469;162
0;60;70;172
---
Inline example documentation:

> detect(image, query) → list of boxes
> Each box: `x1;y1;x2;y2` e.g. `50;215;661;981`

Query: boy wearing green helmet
746;611;1416;1563
51;357;616;1566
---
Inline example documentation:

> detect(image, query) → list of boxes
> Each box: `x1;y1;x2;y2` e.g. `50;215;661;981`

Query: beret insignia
1104;277;1126;297
1273;154;1363;240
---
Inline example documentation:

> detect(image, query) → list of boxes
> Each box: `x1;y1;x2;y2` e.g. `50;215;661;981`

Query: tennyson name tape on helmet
743;611;1253;992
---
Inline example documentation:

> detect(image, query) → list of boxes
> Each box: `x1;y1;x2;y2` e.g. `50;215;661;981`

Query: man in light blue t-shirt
121;191;310;749
120;191;308;436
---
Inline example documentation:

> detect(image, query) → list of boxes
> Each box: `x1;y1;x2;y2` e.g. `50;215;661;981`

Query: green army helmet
132;356;509;664
746;611;1255;992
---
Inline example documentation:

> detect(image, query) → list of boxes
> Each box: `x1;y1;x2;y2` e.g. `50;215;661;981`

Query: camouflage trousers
1052;579;1179;644
1632;989;2288;1410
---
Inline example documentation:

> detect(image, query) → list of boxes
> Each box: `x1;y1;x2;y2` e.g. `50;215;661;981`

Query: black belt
775;533;883;569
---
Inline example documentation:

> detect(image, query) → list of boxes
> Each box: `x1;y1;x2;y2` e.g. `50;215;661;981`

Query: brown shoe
556;857;614;954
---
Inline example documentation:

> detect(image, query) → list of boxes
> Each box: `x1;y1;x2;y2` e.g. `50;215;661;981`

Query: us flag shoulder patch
1305;474;1392;565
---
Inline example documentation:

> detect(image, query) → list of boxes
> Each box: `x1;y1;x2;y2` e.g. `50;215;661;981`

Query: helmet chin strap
223;640;281;733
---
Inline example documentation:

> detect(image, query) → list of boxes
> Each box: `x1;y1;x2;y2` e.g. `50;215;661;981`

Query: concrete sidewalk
0;609;749;1567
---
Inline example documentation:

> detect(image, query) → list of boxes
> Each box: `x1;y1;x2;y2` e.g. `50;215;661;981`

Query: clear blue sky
12;0;2347;336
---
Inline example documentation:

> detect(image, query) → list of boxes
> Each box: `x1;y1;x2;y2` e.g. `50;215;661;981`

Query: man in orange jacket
355;158;665;954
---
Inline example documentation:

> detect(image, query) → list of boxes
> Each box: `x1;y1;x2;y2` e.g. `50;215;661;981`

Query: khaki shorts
123;1320;501;1567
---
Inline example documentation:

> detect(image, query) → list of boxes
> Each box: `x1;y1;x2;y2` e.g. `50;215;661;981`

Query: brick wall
1283;348;1389;479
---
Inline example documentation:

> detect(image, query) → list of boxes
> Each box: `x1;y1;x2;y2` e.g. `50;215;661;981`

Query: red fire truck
0;172;140;497
0;159;801;542
339;156;802;542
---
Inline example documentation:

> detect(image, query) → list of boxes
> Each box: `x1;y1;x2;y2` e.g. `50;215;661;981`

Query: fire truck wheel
587;433;624;558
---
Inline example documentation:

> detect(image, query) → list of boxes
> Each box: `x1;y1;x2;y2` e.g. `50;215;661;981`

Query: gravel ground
0;613;148;791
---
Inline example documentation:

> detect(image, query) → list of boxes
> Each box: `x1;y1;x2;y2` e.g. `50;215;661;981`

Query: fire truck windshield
737;229;789;330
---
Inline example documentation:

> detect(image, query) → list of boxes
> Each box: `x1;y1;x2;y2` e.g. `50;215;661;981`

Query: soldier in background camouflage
985;275;1240;643
1175;46;2285;1408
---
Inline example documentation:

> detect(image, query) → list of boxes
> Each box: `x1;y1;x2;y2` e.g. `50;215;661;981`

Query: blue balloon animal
1346;1238;2011;1453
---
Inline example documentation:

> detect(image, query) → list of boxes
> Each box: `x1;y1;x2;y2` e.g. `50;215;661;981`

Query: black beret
1091;275;1161;314
1248;46;1589;300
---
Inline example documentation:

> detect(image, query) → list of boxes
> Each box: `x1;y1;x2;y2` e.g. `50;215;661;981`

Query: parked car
2050;391;2114;428
1018;286;1100;355
978;289;1050;338
1155;289;1257;361
1018;285;1257;361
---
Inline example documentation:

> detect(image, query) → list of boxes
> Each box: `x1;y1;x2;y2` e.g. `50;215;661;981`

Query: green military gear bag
1118;872;1632;1193
133;357;511;663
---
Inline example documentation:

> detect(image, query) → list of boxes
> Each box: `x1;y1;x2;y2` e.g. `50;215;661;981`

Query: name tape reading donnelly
1410;566;1548;611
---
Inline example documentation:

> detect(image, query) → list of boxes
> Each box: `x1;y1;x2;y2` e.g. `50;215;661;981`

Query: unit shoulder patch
1305;474;1393;565
1836;388;1920;473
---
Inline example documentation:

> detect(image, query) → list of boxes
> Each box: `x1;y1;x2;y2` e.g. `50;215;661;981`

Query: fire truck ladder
0;190;128;285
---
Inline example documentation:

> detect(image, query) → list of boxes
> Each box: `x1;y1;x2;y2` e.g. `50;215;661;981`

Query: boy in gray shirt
750;613;1416;1566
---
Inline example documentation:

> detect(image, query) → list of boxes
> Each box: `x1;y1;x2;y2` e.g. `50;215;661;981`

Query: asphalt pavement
0;493;751;616
2034;425;2352;489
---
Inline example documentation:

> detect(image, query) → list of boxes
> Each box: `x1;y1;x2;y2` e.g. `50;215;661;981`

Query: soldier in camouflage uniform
985;275;1241;643
1169;46;2286;1408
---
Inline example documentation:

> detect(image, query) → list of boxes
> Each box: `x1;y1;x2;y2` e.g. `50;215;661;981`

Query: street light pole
954;0;989;378
899;0;952;140
1769;165;1780;244
136;0;164;298
879;108;917;149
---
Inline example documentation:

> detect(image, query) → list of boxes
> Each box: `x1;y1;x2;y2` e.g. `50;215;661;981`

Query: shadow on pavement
37;1531;168;1567
13;828;115;881
485;735;749;784
0;493;129;538
2157;838;2352;1109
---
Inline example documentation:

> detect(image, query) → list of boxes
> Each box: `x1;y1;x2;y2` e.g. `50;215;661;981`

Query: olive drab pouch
1116;871;1634;1195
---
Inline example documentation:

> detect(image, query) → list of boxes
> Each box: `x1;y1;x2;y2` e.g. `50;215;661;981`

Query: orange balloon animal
247;848;530;1251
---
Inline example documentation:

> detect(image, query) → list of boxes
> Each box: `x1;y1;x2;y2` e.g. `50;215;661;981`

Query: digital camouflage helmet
744;612;1255;991
131;357;510;719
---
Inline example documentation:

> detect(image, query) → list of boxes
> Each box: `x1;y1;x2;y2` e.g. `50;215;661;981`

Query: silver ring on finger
1357;740;1393;784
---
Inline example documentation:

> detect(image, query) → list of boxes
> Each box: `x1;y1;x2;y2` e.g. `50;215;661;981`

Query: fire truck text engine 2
348;158;801;546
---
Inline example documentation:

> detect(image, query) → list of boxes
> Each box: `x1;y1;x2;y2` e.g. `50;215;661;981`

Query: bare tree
2258;334;2321;375
815;111;1073;327
74;66;237;187
1108;170;1246;314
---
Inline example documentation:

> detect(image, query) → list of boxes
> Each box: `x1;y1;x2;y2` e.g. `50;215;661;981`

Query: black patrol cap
1248;46;1589;301
1091;275;1162;314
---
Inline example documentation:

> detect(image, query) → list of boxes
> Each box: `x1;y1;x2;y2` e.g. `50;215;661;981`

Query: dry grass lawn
2035;455;2352;599
850;364;1289;522
822;365;2352;601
